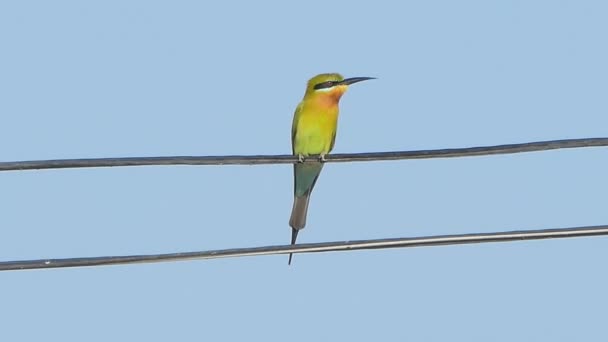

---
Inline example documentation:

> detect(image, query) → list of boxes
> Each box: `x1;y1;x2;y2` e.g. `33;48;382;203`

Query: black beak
339;77;376;86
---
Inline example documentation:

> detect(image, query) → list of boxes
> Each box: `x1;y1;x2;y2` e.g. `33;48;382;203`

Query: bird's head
304;73;375;102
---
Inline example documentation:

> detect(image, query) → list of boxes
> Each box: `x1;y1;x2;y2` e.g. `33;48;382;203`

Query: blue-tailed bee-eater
288;73;374;264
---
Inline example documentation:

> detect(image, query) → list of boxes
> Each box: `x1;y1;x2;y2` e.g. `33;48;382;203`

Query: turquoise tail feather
288;162;323;265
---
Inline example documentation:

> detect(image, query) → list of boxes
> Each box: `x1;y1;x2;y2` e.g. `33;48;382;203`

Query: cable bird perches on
0;138;606;172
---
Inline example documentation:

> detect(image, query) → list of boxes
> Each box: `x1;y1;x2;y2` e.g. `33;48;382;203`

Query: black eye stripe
313;81;336;90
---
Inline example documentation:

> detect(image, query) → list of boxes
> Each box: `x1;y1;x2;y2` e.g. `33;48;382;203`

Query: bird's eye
314;81;334;90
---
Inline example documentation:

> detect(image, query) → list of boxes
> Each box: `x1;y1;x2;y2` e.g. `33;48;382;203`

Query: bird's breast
293;104;339;156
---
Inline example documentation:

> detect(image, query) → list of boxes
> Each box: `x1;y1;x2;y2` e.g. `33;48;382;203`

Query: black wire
1;224;607;271
0;137;606;172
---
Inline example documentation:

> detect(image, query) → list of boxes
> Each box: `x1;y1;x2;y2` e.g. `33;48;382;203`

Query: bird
288;73;375;264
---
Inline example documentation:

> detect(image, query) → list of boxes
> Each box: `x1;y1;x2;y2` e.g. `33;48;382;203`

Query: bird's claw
297;154;305;163
319;154;327;162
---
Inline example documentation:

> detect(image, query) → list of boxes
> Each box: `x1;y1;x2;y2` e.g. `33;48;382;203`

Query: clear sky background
1;1;607;341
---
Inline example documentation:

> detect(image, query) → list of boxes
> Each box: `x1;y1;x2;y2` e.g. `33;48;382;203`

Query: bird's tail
288;194;310;265
288;162;323;265
289;194;310;230
288;228;299;265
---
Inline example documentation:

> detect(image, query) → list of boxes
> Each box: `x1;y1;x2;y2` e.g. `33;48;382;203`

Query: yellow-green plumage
288;73;374;265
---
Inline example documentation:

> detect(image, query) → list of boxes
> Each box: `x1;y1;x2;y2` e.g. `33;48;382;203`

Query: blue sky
1;1;607;341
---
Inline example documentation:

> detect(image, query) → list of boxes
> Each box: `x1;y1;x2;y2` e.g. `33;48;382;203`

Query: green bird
288;73;374;264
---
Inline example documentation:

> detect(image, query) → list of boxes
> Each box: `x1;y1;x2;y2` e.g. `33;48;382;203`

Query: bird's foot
297;154;305;163
319;154;327;162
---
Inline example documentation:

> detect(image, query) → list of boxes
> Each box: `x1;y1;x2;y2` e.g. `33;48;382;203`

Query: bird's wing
329;128;337;152
291;102;304;154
